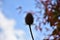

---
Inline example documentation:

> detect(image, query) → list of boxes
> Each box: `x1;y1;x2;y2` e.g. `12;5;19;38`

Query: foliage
35;0;60;40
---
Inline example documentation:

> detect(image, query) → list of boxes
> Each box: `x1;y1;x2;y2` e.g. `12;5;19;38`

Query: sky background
0;0;56;40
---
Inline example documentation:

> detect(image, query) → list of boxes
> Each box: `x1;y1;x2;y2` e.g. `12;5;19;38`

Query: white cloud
15;30;27;40
0;11;27;40
0;11;16;30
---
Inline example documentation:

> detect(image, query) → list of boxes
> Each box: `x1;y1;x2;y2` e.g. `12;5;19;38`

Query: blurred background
0;0;60;40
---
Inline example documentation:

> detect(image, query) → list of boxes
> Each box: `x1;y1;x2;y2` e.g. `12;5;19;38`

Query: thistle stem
29;25;34;40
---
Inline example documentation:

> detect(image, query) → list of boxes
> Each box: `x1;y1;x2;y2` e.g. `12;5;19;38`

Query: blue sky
2;0;36;40
0;0;57;40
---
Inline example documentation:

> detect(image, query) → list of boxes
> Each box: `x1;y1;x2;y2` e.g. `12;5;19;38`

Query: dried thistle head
25;12;34;26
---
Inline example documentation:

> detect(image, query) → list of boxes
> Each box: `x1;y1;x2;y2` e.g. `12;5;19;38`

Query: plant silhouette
25;13;34;40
